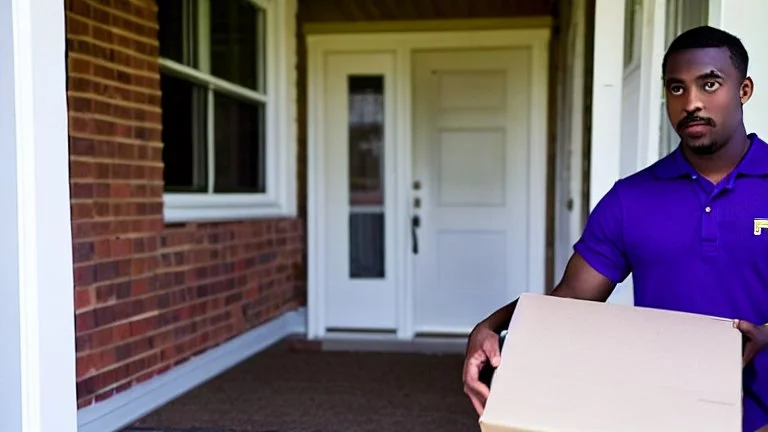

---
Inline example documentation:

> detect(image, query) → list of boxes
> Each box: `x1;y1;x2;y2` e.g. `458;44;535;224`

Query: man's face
663;47;752;155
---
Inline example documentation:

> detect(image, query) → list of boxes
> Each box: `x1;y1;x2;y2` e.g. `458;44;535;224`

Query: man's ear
741;76;754;105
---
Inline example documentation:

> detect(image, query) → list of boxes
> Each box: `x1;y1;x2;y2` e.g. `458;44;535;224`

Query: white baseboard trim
77;307;307;432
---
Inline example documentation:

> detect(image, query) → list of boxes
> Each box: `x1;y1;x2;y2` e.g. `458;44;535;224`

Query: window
157;0;296;222
659;0;709;157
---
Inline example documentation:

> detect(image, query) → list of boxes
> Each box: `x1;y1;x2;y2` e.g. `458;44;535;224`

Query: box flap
479;293;742;432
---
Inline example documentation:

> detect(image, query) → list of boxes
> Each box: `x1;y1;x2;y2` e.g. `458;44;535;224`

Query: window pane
348;75;385;279
161;73;208;192
157;0;197;67
209;0;265;92
213;92;266;193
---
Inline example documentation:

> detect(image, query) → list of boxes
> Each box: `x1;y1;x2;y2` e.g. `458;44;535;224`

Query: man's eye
669;85;684;95
704;81;721;92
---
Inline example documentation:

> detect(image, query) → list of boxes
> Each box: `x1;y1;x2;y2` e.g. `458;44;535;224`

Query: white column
709;0;768;138
588;0;626;210
636;0;667;168
589;0;637;306
0;0;77;431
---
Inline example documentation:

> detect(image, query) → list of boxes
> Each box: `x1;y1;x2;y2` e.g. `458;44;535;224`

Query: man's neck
683;131;750;184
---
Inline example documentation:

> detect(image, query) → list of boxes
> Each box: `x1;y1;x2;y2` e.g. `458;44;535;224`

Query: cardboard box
479;293;743;432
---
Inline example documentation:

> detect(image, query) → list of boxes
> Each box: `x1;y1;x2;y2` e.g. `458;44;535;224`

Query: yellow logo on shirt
754;219;768;235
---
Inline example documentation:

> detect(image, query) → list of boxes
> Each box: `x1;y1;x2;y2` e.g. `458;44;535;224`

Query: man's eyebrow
697;70;725;80
665;77;684;85
664;70;725;85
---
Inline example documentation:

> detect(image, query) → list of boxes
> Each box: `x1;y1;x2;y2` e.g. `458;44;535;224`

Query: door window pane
348;75;385;279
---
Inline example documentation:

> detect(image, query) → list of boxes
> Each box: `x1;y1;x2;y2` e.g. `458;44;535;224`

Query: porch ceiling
298;0;556;22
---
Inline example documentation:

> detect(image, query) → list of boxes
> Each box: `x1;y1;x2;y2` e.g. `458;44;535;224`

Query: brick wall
67;0;305;408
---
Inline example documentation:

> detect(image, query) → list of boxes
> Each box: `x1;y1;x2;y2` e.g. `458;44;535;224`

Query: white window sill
163;193;297;223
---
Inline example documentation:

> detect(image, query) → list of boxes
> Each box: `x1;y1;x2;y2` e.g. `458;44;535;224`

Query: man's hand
735;319;768;365
459;253;616;416
462;325;501;415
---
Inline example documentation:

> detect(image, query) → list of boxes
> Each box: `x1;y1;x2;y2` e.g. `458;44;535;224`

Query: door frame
306;26;551;340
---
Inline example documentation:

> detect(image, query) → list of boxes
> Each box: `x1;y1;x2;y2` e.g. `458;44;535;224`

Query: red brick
93;327;114;350
75;311;95;333
77;397;93;410
74;287;92;310
66;15;90;37
76;354;94;380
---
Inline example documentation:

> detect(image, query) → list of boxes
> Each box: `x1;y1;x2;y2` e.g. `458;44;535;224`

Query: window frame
160;0;297;223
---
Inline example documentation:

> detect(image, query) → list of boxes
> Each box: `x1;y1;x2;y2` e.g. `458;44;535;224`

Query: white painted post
588;0;626;210
636;0;667;168
0;0;78;431
589;0;635;306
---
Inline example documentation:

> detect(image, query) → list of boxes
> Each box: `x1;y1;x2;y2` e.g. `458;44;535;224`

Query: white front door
322;52;398;331
411;48;534;334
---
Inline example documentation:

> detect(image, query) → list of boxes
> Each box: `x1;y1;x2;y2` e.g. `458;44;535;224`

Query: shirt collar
652;133;768;179
735;133;768;176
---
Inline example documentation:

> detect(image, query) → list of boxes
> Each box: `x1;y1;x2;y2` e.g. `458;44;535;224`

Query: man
462;25;768;432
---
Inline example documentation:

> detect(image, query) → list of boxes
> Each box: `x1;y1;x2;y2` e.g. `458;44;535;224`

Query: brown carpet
128;342;480;432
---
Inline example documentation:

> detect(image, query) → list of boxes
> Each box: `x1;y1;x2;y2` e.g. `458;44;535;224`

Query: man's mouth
677;117;714;134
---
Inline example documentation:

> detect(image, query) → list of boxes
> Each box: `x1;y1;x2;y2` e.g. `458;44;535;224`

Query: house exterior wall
67;0;304;408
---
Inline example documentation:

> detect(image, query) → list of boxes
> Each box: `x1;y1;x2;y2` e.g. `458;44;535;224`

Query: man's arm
477;252;618;335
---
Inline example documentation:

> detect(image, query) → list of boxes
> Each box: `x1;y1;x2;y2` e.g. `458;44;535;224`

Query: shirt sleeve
573;181;631;284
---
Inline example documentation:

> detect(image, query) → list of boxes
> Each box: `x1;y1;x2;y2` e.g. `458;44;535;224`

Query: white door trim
589;0;627;210
307;28;551;339
0;0;77;430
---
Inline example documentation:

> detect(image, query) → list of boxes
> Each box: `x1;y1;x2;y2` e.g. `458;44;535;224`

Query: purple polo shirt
574;133;768;431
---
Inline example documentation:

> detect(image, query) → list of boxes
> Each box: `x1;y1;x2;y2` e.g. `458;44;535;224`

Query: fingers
482;337;501;368
463;368;489;416
464;374;490;415
463;329;501;415
463;350;492;415
468;389;487;415
735;318;758;337
735;319;764;366
744;341;757;366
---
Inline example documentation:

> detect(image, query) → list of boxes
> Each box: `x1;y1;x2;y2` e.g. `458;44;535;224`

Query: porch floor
126;338;479;432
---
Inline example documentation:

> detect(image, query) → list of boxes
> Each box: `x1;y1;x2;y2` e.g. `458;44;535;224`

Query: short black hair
662;25;749;79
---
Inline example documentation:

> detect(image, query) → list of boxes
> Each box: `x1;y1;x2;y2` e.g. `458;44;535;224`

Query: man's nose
684;89;704;114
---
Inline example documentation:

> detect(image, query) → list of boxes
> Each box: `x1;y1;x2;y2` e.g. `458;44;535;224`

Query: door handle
411;214;420;254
